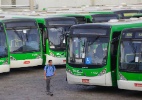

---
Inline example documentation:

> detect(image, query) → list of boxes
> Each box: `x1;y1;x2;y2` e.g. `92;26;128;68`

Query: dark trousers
46;77;51;93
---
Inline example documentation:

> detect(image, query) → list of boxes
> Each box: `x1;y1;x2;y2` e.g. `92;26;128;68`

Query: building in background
0;0;142;10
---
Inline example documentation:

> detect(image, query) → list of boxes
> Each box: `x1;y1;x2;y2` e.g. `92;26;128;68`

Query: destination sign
124;13;137;17
123;32;142;38
93;16;118;22
123;33;133;38
135;32;142;38
73;29;108;36
47;20;76;25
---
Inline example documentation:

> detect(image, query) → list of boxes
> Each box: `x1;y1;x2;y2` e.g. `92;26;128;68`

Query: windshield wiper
95;36;100;41
25;50;39;52
87;36;100;46
12;46;23;53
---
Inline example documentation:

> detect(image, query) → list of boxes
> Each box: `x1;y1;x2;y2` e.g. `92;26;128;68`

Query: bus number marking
24;61;30;64
134;83;142;87
126;33;132;37
82;79;89;83
0;60;4;63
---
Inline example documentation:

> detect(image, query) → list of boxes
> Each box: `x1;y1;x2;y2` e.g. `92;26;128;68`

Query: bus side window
111;31;121;71
38;23;47;52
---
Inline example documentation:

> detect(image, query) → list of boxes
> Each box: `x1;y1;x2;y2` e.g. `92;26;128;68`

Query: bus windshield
48;25;72;51
0;31;8;57
7;28;40;53
120;40;142;72
68;28;109;67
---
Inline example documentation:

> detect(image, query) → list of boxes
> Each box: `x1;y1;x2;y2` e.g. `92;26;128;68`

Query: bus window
120;41;142;71
0;32;7;57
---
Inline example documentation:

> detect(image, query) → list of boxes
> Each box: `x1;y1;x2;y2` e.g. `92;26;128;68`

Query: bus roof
71;19;142;28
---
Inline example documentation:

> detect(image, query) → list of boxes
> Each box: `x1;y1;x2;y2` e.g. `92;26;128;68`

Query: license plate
63;60;66;63
134;83;142;87
82;79;89;83
24;61;30;64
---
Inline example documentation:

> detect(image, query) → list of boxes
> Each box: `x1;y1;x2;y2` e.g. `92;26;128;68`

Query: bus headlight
50;52;55;57
3;59;8;65
119;73;127;80
10;56;16;61
36;54;41;59
66;68;73;74
98;69;106;76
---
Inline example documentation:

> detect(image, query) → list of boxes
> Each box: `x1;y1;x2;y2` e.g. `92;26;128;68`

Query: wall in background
35;0;90;9
95;0;142;5
1;0;11;5
1;0;142;10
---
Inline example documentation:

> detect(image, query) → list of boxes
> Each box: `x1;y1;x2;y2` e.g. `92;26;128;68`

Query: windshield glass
7;28;40;53
0;31;8;57
48;26;70;51
120;40;142;72
68;37;108;66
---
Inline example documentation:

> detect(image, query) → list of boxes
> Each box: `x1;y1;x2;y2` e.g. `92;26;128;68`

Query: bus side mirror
65;32;70;37
110;36;120;43
65;32;70;45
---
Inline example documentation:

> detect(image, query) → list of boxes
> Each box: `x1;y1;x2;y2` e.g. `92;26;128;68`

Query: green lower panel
10;52;41;60
119;72;142;81
66;64;106;77
0;57;9;65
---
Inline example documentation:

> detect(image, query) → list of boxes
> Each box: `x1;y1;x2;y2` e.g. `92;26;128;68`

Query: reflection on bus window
0;32;7;57
86;38;108;65
7;29;40;53
120;41;142;71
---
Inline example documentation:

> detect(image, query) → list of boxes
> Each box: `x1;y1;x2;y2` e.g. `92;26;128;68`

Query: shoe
46;92;53;96
49;92;53;96
50;93;53;96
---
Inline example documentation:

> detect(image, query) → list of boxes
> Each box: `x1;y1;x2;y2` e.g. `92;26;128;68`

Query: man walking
44;60;56;96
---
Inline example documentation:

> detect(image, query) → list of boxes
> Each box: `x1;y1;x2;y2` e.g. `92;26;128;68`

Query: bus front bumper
0;65;10;73
66;72;112;86
45;54;66;65
118;80;142;91
10;58;43;68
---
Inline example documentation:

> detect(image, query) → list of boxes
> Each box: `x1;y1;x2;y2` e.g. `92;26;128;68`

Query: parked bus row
0;8;142;91
0;9;128;74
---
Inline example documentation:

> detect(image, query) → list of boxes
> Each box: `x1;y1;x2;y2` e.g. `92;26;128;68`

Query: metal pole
29;0;34;10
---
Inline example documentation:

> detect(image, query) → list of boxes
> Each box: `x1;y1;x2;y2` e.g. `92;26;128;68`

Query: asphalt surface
0;66;142;100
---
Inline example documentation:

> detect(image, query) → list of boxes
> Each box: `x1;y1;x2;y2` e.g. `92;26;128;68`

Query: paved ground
0;66;142;100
